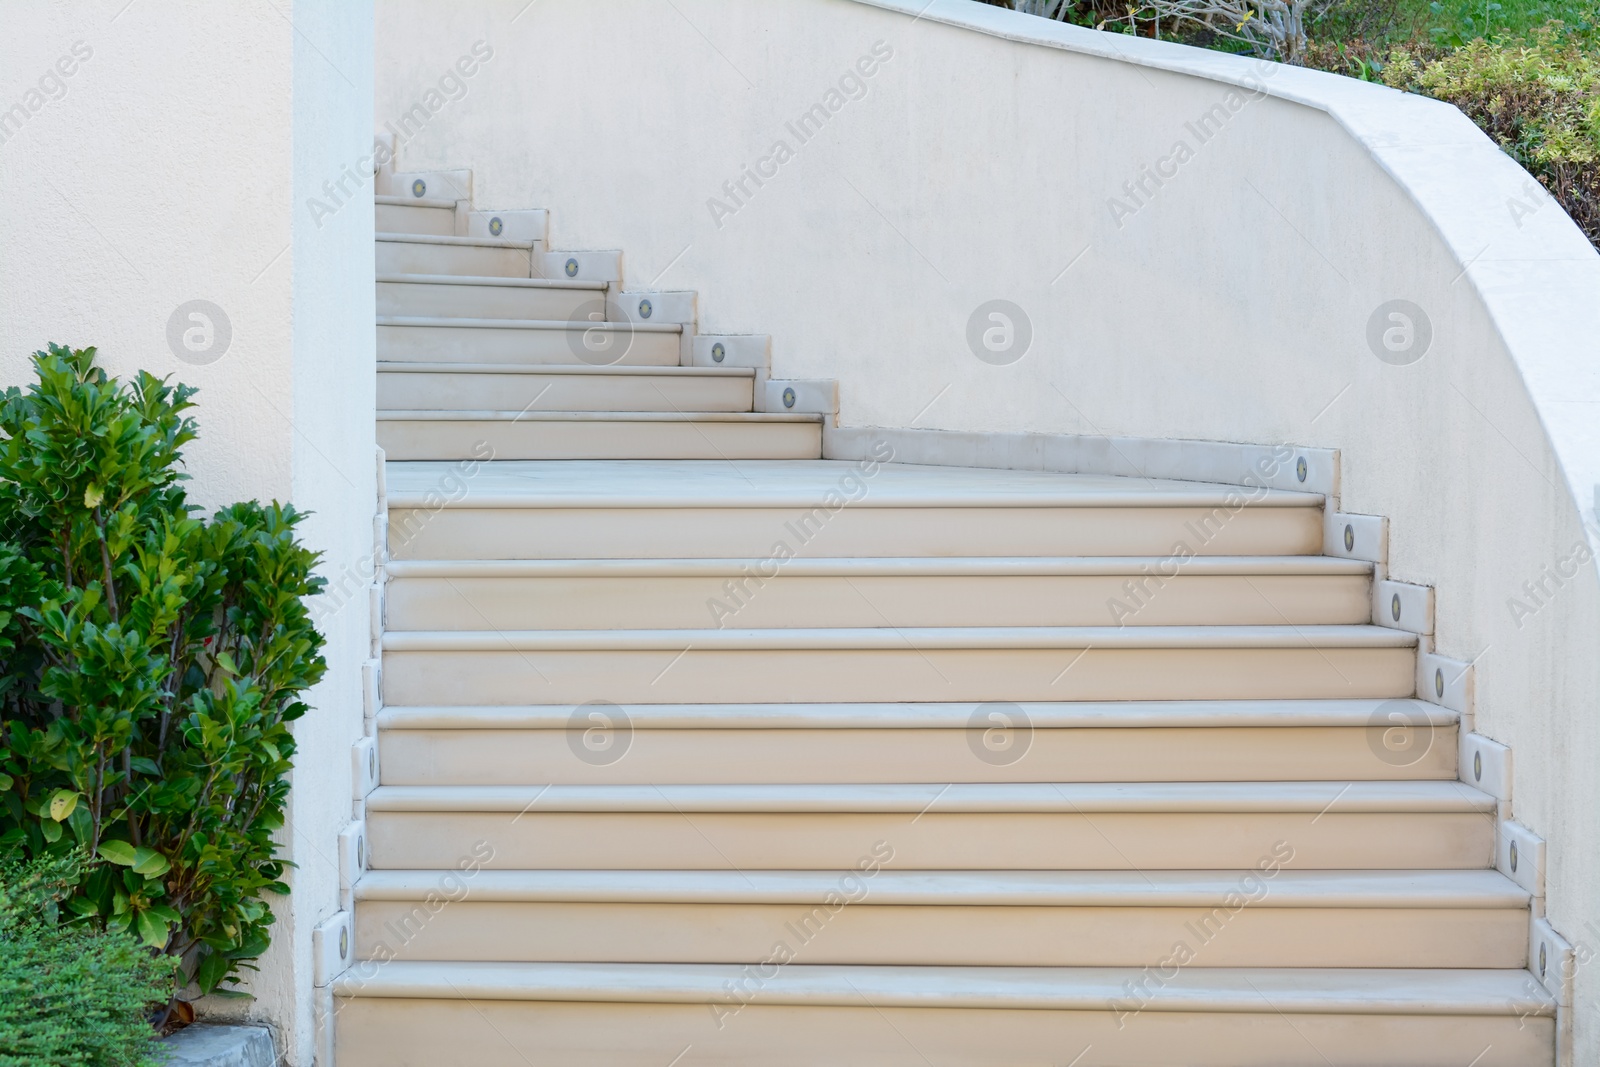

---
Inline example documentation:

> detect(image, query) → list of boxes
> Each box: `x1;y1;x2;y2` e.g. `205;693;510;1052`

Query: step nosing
376;231;535;249
379;624;1418;652
377;272;606;290
381;556;1373;577
378;315;683;333
331;962;1555;1015
352;869;1528;907
382;459;1325;508
377;361;754;377
376;411;822;423
374;698;1457;730
375;194;458;209
361;781;1494;813
385;492;1321;509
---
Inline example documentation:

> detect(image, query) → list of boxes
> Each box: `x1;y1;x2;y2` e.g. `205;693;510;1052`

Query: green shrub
1383;27;1600;241
0;853;177;1067
0;344;327;1006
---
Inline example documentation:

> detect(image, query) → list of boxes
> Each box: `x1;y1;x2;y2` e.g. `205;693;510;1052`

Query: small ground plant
0;852;177;1066
0;344;326;1015
1383;28;1600;240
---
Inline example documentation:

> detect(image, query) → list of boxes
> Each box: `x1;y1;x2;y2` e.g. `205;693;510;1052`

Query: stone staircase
330;179;1557;1064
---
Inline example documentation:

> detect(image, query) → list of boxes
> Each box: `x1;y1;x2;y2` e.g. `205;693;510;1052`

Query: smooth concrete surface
375;697;1455;729
374;722;1459;783
384;458;1323;505
160;1024;276;1067
374;8;1600;1057
333;996;1554;1067
380;567;1373;628
331;963;1554;1066
376;363;757;412
352;897;1528;967
365;809;1493;871
375;413;824;460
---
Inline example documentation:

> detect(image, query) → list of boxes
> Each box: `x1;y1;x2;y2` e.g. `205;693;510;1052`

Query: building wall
375;0;1600;1055
1;2;376;1062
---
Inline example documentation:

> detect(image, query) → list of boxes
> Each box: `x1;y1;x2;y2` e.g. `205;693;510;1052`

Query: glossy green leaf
97;840;138;866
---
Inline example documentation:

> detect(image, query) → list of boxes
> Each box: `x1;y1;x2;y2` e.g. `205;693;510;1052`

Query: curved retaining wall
377;0;1600;1052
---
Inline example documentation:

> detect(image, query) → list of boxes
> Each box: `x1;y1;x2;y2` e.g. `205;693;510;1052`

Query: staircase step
376;194;458;209
376;411;824;461
378;624;1416;704
374;196;456;235
382;555;1372;630
363;780;1492;870
384;460;1326;560
331;963;1553;1067
375;698;1457;785
377;273;605;319
377;316;683;366
376;232;534;277
377;362;757;413
352;868;1527;967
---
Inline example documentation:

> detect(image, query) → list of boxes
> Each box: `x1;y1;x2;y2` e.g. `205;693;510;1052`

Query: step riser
352;900;1525;967
385;506;1326;560
376;725;1460;785
380;646;1417;704
333;1000;1552;1067
376;241;532;277
377;323;681;366
377;370;754;412
383;574;1373;630
377;280;594;320
367;810;1492;870
375;204;455;236
376;420;823;461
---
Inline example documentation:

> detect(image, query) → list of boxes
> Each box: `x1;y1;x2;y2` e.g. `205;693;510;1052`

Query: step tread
353;868;1526;906
377;411;823;424
379;315;683;334
380;624;1417;651
377;272;606;291
363;780;1494;813
375;698;1454;730
332;961;1553;1015
384;459;1324;509
383;555;1373;577
378;361;754;378
376;231;534;249
375;195;458;209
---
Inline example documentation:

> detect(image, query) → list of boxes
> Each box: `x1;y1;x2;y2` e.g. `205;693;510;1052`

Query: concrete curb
160;1024;276;1067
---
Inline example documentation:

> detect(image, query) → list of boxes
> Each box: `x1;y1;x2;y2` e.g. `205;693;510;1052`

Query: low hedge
0;853;176;1067
1382;28;1600;242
